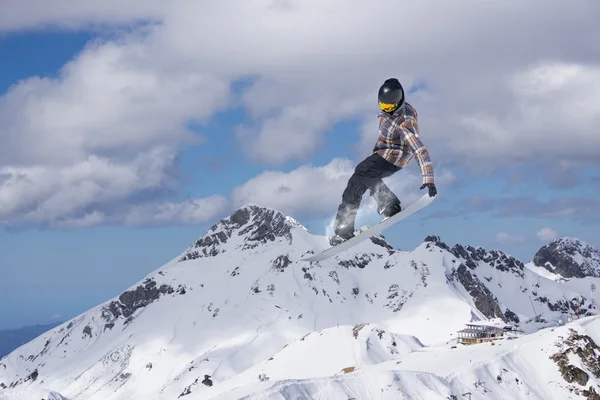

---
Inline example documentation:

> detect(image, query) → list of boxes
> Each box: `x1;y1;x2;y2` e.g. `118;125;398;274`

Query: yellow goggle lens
379;101;397;112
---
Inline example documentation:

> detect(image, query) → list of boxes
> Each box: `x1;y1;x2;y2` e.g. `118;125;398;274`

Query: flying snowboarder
329;77;437;246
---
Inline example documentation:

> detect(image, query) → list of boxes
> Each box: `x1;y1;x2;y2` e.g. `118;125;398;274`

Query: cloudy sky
1;0;599;329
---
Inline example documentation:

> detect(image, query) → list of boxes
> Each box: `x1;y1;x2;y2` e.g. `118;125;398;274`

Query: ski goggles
378;101;398;113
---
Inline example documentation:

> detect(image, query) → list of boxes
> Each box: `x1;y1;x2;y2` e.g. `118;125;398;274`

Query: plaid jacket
373;102;435;185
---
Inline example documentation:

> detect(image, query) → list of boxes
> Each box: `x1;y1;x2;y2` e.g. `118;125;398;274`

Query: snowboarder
330;78;437;246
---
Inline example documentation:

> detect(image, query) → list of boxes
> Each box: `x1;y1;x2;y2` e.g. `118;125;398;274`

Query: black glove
420;183;437;197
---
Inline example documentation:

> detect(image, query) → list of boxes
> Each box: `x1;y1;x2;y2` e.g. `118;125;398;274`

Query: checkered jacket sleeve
400;114;435;185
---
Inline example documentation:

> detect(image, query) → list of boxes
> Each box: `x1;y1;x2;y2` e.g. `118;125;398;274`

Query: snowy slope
218;316;600;400
1;204;600;400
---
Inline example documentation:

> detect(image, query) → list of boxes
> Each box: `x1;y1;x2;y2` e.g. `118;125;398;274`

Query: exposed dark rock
118;372;131;381
384;284;410;312
302;267;313;281
451;244;473;261
83;325;92;338
338;254;371;269
424;235;450;251
453;264;505;320
179;205;297;261
426;238;527;277
370;235;393;250
25;369;38;382
230;207;251;226
582;387;600;400
239;208;293;248
118;279;174;319
202;374;213;387
100;278;175;323
329;271;340;284
551;328;600;392
534;238;600;278
417;264;430;287
535;296;589;317
272;254;292;272
451;244;525;278
180;230;228;260
352;323;367;338
503;308;520;323
484;250;525;277
178;378;198;397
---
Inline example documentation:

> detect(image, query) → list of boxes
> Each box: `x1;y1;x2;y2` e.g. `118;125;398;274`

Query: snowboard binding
329;234;351;246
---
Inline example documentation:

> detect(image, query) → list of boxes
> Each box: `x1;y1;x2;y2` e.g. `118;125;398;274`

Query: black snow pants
333;152;401;230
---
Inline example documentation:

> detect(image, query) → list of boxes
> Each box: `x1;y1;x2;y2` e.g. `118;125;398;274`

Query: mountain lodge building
457;322;507;345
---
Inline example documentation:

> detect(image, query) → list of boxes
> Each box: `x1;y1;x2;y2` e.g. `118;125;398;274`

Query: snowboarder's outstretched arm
399;115;435;185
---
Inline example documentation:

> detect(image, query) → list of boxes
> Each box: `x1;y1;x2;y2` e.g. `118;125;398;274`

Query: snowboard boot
370;182;401;220
378;198;402;221
329;206;357;246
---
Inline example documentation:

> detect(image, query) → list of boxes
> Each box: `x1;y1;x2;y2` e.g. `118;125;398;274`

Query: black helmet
378;78;404;113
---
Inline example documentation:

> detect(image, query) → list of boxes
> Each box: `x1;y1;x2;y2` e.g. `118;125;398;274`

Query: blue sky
1;2;599;330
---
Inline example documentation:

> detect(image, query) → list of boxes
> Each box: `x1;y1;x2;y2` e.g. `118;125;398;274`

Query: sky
1;0;599;330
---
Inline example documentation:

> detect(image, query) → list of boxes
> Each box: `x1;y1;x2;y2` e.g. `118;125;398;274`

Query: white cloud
0;148;174;224
1;0;599;227
122;196;229;227
230;157;356;217
14;0;594;169
0;147;227;228
0;40;229;166
453;62;600;165
0;0;167;31
237;94;373;165
537;227;559;242
230;156;456;228
494;232;525;244
230;157;429;219
47;196;229;229
0;30;230;227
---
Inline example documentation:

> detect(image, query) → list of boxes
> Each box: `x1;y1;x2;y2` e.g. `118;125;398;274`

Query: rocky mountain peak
179;204;304;261
450;243;525;277
424;235;525;277
533;237;600;278
424;235;450;250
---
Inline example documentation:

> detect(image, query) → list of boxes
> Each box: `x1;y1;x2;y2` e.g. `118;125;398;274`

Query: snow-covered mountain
533;237;600;279
2;204;600;400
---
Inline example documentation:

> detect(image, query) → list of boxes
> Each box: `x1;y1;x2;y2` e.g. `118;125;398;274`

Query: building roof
464;318;511;328
457;328;499;334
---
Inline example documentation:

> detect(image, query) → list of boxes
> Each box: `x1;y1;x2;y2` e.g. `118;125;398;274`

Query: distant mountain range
0;322;62;359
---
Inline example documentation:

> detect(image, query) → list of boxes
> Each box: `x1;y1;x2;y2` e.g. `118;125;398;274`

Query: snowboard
300;192;436;262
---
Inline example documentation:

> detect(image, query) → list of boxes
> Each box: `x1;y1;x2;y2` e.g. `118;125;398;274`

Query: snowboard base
300;193;435;262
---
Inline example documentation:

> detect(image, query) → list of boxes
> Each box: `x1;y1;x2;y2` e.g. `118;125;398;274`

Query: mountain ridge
1;203;600;400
